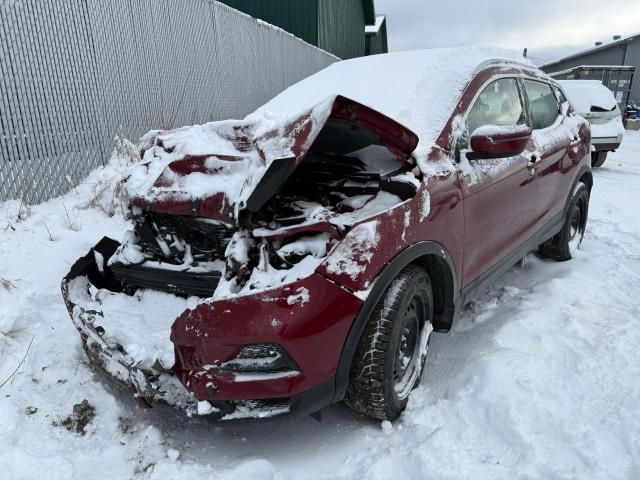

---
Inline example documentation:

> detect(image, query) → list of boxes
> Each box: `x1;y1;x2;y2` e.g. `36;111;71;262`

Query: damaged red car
62;48;592;422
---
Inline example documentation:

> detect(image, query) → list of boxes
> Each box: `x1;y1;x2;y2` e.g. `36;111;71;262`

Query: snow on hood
123;98;335;216
559;80;619;114
253;46;532;161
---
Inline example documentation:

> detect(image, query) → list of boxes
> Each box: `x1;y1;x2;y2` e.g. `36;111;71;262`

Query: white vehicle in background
559;80;625;167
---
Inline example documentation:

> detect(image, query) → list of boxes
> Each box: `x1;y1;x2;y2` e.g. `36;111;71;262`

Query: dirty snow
1;133;640;479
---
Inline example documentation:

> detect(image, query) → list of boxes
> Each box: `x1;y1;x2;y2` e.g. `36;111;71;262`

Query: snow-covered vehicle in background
61;47;592;422
559;80;625;167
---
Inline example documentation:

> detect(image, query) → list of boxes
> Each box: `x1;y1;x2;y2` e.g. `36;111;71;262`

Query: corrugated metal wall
623;41;640;105
318;0;365;60
542;41;640;106
0;0;336;204
543;46;627;74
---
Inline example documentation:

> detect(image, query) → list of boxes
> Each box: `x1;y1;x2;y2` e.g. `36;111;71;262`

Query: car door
459;77;540;288
521;79;576;228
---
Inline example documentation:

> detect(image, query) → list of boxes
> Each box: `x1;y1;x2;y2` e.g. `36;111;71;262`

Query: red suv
62;48;592;422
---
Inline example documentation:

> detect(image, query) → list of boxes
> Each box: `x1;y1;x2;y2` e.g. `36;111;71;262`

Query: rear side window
524;80;560;130
466;78;524;135
553;86;567;106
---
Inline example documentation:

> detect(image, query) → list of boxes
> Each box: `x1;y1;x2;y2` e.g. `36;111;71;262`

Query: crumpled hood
123;96;418;223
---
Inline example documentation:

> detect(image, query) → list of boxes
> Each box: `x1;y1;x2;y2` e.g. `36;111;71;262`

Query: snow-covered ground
1;132;639;480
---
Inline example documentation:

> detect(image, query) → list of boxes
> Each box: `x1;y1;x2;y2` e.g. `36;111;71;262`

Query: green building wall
365;17;388;56
318;0;365;59
218;0;319;46
217;0;373;59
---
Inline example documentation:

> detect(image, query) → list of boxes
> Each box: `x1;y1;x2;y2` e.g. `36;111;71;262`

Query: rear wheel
345;265;433;421
591;151;608;168
539;182;589;261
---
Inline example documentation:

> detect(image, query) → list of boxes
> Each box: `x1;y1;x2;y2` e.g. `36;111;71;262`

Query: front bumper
61;237;362;421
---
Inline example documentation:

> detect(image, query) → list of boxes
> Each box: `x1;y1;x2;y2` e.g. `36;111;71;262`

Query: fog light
219;344;297;372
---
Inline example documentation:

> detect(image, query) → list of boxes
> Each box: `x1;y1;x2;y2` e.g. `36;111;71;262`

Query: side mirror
468;124;531;160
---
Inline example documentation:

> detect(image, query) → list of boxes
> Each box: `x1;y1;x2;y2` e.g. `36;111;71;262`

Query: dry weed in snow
1;276;15;291
57;400;96;435
77;137;140;217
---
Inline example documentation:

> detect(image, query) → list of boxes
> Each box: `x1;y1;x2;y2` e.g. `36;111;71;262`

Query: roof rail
472;58;534;75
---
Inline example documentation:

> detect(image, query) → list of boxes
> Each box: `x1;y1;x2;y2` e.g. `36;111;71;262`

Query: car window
524;79;560;130
466;78;524;135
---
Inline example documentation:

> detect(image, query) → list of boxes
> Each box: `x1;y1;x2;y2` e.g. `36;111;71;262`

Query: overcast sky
375;0;640;64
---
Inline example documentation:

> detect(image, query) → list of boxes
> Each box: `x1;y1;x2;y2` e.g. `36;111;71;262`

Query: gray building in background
0;0;337;204
541;33;640;107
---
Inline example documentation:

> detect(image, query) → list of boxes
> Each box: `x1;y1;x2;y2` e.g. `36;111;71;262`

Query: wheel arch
332;241;458;402
578;168;593;194
571;166;592;235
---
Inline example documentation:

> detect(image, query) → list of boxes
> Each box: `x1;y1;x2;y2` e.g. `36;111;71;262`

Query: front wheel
591;151;608;168
539;182;589;261
345;265;433;421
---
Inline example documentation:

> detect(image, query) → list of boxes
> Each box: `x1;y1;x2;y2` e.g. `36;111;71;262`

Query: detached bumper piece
111;263;221;298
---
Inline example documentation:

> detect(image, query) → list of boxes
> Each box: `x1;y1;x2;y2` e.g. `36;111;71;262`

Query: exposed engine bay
109;109;421;299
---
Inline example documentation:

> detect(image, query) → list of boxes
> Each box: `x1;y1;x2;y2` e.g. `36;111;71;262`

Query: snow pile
67;276;199;370
74;137;140;217
255;46;533;162
2;132;640;478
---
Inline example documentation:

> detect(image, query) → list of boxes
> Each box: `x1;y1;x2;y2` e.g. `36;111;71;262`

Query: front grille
135;213;234;265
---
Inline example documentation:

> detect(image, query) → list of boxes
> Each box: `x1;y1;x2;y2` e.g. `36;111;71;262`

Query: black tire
591;151;608;168
345;265;433;421
538;182;589;261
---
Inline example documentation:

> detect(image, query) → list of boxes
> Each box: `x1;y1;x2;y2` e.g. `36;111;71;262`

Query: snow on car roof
558;80;619;114
253;46;533;160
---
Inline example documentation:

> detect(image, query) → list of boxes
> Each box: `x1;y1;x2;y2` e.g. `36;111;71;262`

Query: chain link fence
0;0;337;203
